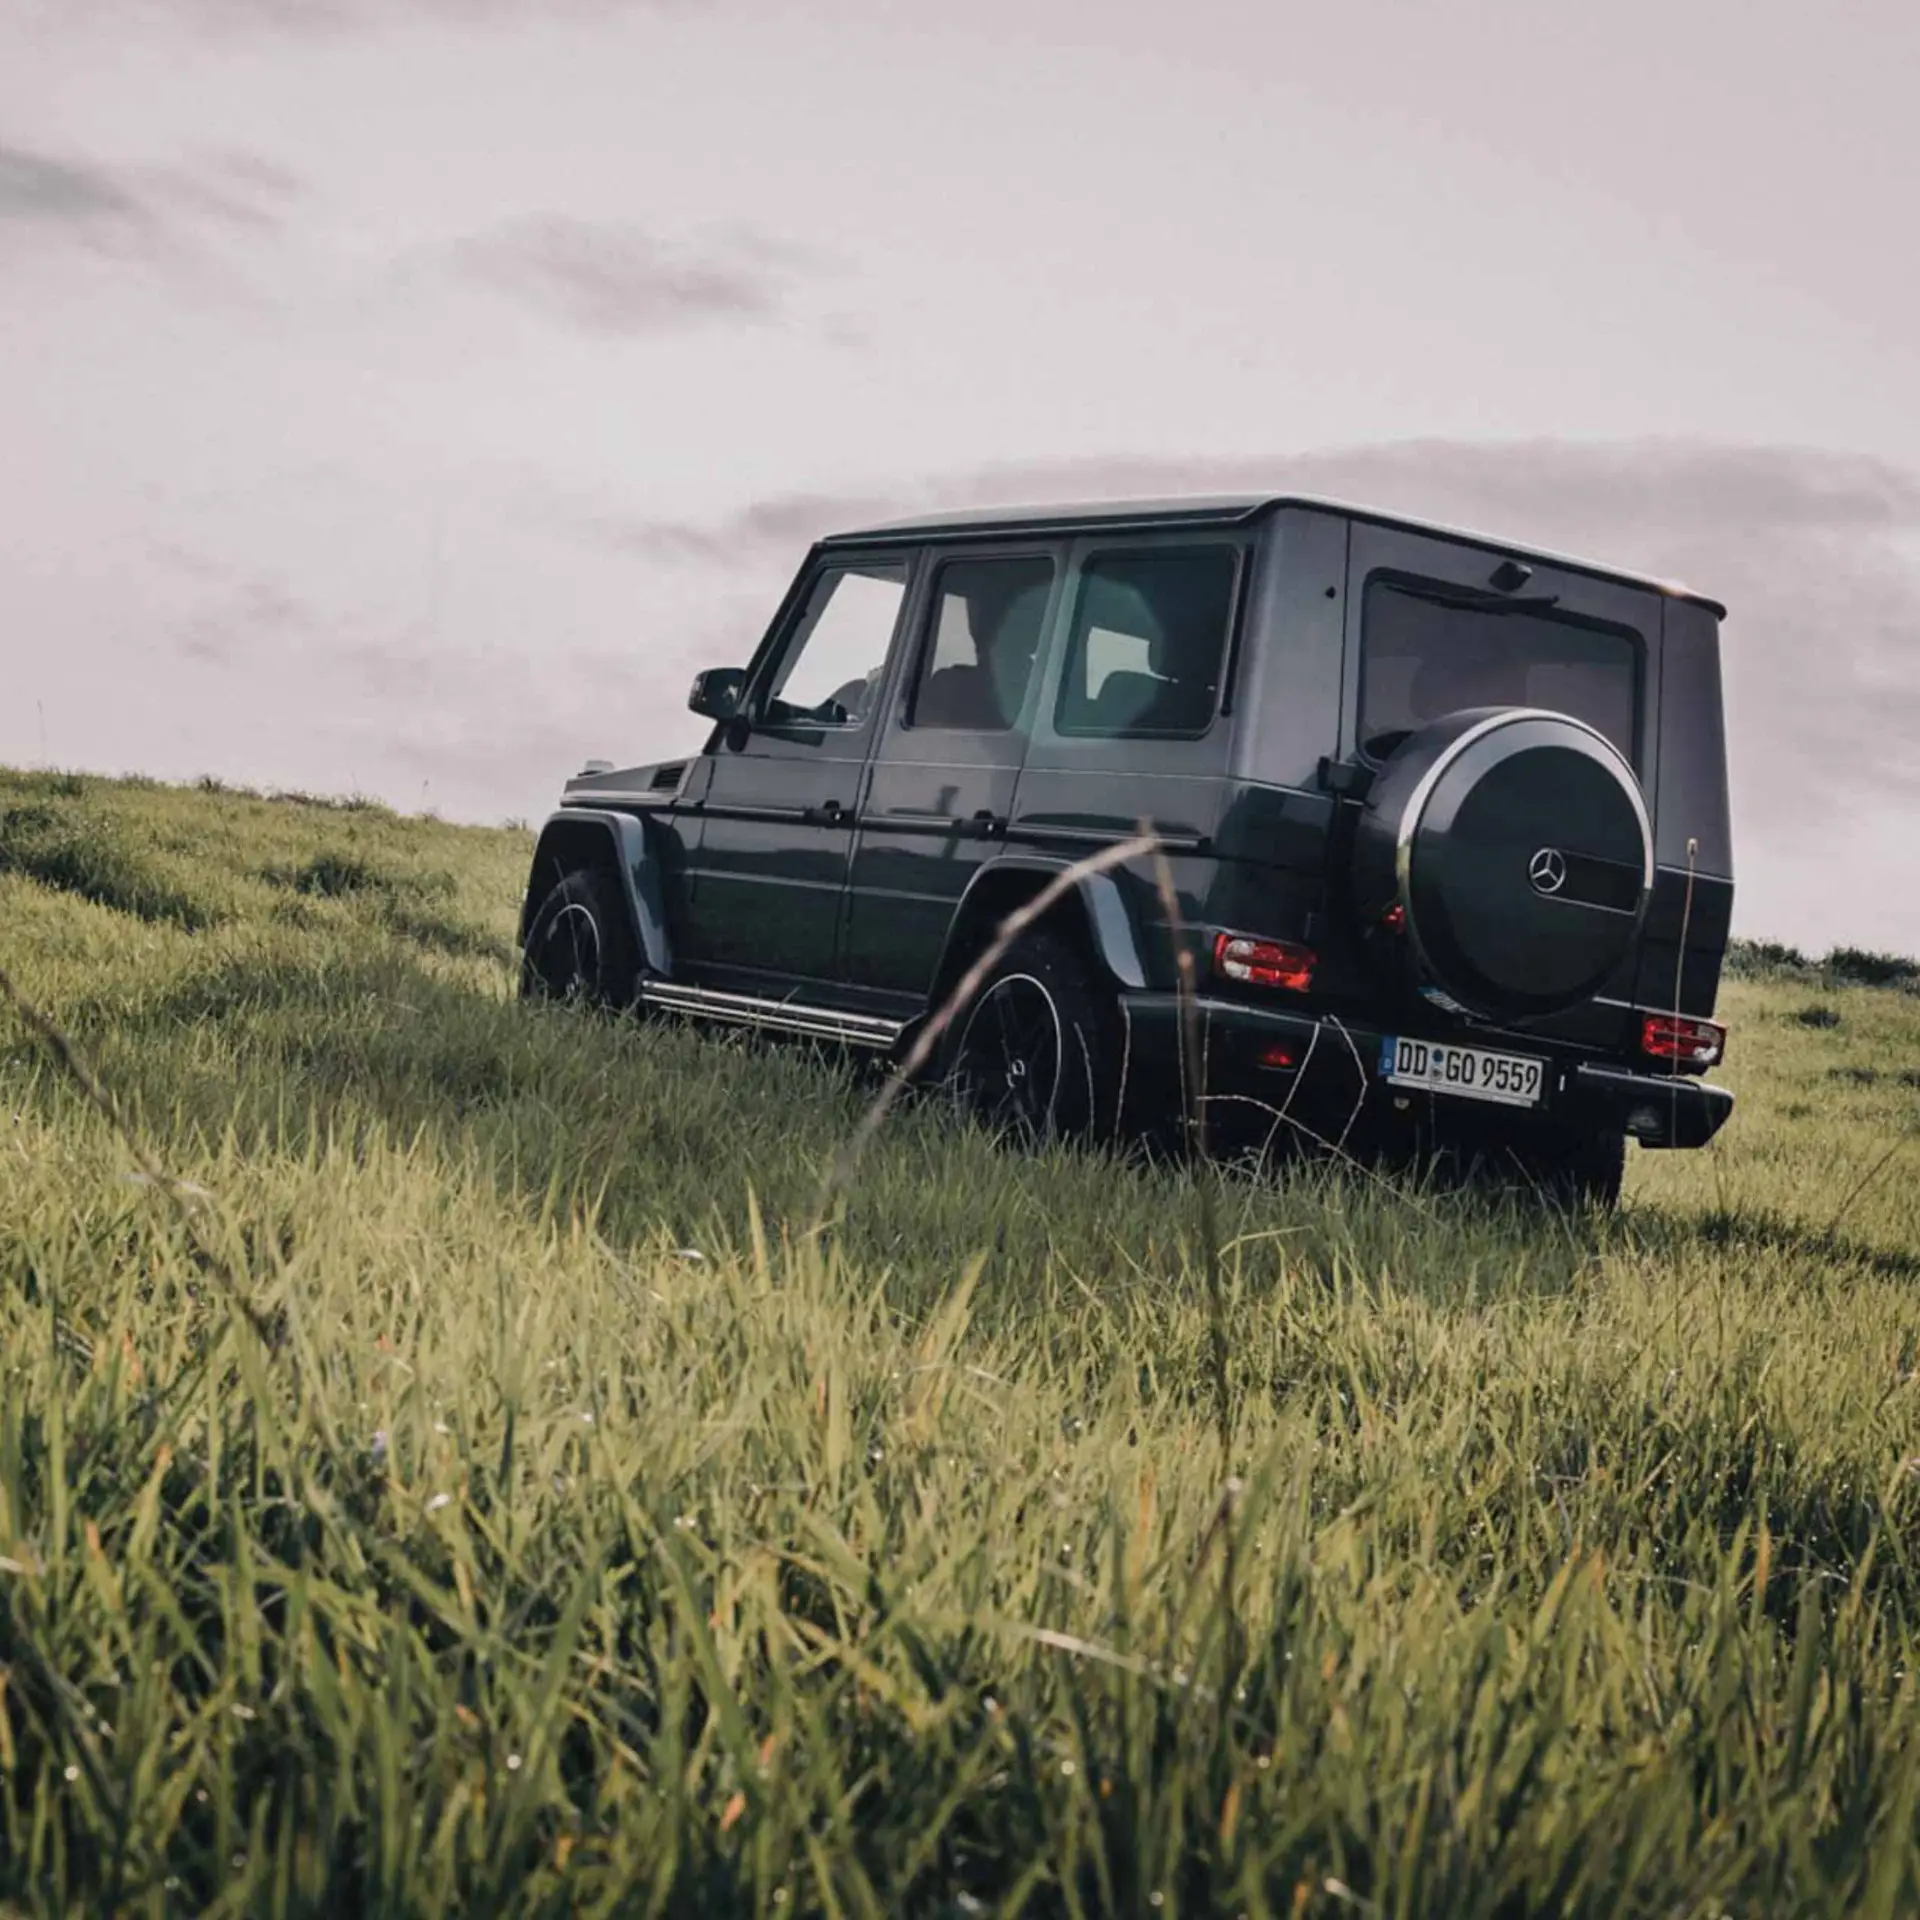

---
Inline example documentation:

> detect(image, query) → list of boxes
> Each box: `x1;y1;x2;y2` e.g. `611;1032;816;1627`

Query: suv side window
760;561;909;729
906;554;1055;732
1055;546;1238;739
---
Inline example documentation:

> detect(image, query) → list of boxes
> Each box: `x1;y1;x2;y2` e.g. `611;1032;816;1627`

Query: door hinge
1316;756;1372;799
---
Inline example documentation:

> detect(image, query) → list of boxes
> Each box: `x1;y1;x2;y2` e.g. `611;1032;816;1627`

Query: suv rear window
1359;575;1642;764
1055;547;1238;738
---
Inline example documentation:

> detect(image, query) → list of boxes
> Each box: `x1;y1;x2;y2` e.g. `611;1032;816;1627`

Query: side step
638;980;907;1051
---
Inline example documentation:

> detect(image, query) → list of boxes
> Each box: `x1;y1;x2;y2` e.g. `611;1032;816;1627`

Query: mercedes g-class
517;494;1737;1206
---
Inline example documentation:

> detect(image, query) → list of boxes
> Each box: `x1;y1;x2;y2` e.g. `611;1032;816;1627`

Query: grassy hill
3;765;1919;1917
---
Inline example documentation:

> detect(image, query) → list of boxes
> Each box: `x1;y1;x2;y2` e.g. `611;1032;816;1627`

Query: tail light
1214;933;1315;993
1641;1011;1726;1069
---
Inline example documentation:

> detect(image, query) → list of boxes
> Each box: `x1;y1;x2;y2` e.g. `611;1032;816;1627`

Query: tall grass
3;766;1920;1915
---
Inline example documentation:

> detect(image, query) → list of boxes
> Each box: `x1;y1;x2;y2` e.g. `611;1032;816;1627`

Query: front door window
762;563;908;729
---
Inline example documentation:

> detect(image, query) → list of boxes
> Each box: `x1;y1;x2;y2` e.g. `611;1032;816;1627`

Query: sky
2;0;1918;954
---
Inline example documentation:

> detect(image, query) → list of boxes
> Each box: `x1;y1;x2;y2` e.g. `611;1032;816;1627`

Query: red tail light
1641;1011;1727;1069
1214;933;1315;993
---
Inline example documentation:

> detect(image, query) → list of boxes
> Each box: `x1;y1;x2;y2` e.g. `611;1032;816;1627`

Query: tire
1460;1124;1627;1211
939;929;1119;1146
519;866;641;1011
1534;1129;1628;1210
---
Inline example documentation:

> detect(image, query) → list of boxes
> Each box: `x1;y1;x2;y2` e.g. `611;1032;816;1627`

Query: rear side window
1055;547;1239;738
907;555;1054;732
1359;575;1642;764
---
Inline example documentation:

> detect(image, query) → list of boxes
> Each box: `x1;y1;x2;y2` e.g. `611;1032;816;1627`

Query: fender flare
520;808;673;977
939;855;1148;994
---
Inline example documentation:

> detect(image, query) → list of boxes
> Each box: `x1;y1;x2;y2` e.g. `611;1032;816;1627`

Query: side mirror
688;666;746;724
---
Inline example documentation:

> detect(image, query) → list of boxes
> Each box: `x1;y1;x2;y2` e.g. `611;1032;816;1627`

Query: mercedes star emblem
1528;846;1569;896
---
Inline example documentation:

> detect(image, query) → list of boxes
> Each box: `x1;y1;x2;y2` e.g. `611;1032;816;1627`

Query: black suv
518;494;1736;1205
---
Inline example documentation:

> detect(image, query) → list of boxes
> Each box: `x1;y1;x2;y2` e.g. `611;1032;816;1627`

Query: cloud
153;150;308;232
173;576;329;667
440;216;808;337
592;438;1920;852
45;0;700;35
611;439;1920;568
0;139;305;260
0;143;154;247
576;489;886;563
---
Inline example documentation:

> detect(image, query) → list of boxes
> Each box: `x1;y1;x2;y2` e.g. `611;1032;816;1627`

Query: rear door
1007;532;1250;990
1341;519;1668;1044
842;545;1061;997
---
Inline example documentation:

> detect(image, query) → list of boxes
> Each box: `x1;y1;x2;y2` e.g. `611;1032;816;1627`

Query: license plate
1380;1035;1546;1108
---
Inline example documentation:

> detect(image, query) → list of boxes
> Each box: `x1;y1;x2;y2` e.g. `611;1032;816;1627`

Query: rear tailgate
1340;520;1669;1049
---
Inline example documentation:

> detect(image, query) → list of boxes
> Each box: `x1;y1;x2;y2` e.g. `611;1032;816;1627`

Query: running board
639;980;906;1051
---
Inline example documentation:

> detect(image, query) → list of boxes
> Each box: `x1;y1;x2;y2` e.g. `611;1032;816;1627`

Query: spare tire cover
1353;706;1653;1020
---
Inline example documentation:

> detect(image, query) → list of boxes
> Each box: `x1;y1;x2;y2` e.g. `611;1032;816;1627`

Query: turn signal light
1641;1012;1726;1069
1214;933;1315;993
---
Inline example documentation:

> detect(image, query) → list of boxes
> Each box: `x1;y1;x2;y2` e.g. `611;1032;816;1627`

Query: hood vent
650;762;688;791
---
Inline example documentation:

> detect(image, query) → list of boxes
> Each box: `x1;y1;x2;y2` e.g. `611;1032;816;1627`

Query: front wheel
939;930;1118;1146
519;866;641;1010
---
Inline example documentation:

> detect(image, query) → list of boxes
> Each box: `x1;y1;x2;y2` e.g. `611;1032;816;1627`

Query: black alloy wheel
943;930;1116;1145
519;866;640;1010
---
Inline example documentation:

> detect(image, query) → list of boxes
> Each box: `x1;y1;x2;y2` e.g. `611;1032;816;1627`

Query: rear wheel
941;929;1118;1145
519;866;641;1010
1528;1128;1628;1210
1458;1123;1627;1211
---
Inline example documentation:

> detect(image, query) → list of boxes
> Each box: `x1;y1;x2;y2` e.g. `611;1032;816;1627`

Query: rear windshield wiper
1385;582;1562;615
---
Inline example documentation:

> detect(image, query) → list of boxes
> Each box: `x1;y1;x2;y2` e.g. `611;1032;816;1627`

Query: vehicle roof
820;493;1727;616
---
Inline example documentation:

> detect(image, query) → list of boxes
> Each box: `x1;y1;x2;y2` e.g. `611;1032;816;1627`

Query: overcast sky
3;0;1917;953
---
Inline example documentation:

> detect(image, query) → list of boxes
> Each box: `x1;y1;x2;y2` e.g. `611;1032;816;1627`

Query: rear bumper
1549;1061;1733;1148
1116;992;1733;1149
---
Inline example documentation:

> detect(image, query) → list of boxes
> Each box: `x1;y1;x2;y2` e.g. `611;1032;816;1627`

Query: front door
682;554;912;990
843;548;1060;997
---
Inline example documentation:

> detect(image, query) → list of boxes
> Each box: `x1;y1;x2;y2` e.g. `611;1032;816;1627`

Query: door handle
802;798;847;825
969;809;1007;838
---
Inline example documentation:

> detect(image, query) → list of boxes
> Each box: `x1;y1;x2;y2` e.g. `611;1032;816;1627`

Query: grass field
3;765;1920;1917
